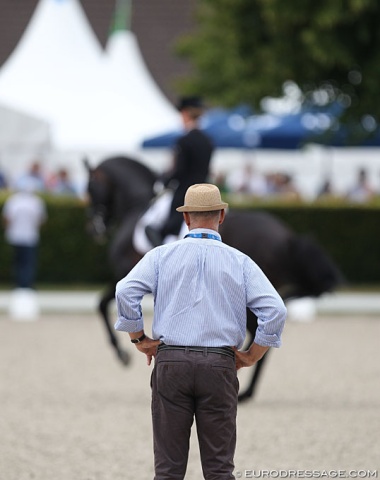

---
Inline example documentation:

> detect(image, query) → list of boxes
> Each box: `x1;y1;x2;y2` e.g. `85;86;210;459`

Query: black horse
86;155;342;401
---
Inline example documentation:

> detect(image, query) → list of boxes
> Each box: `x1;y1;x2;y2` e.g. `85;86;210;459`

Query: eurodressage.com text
234;470;378;479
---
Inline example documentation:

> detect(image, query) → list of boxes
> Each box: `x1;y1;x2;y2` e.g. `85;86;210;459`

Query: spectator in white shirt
2;185;47;289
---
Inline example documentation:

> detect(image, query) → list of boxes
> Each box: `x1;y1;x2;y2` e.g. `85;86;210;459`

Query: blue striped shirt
115;228;287;349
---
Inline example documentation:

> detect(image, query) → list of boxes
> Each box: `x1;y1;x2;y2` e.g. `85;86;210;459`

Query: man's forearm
247;343;270;363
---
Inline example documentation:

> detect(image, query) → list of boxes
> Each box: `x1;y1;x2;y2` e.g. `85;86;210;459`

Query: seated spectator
48;168;77;196
267;173;301;200
14;161;46;193
346;168;375;203
211;171;229;194
226;163;268;197
317;178;340;200
278;173;301;199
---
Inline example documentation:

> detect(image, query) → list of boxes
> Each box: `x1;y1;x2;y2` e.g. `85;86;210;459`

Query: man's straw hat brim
176;184;228;212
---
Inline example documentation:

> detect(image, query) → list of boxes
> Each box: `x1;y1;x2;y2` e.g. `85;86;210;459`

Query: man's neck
189;224;219;232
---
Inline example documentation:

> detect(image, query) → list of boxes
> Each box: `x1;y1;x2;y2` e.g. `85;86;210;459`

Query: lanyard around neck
185;233;221;241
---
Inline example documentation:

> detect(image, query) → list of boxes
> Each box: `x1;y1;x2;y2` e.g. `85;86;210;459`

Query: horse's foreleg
98;285;131;366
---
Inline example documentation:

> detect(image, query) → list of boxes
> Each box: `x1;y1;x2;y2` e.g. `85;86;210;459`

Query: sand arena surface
0;313;379;480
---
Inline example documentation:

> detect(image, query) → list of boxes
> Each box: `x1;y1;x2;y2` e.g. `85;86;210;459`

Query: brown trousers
151;348;239;480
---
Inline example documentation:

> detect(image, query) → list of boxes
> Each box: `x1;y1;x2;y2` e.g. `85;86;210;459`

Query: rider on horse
145;96;214;247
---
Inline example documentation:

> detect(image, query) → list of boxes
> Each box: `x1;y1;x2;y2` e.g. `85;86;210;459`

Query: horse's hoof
117;349;131;366
238;391;253;403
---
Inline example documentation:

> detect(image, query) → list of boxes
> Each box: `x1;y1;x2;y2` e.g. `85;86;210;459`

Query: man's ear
219;209;226;225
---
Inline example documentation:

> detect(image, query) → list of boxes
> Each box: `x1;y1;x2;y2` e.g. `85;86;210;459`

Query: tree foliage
176;0;380;132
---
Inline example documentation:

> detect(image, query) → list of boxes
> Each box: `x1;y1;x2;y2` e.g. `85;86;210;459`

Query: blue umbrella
141;105;380;150
142;106;258;149
141;107;319;150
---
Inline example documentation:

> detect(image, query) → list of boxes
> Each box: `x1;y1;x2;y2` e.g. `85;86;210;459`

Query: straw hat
176;184;228;212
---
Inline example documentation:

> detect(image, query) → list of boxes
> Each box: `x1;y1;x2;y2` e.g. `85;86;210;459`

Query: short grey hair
188;210;222;220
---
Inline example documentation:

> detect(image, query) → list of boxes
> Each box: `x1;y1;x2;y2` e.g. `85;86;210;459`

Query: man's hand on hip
234;343;270;370
135;337;161;366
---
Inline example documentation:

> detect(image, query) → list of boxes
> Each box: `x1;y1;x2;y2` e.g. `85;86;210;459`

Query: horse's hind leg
238;354;269;402
99;285;131;366
238;311;269;402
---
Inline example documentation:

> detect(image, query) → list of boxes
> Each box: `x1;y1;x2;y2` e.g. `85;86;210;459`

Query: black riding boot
145;225;163;247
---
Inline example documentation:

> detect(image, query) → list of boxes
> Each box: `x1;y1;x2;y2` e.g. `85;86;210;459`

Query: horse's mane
98;156;157;186
92;156;157;221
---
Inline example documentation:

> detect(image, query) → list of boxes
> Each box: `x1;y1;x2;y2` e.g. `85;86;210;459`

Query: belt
157;343;235;359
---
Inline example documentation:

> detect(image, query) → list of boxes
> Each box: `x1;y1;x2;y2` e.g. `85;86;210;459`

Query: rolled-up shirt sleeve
114;250;157;333
244;258;287;348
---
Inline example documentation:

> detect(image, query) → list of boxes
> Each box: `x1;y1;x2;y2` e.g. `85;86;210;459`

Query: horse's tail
288;234;344;297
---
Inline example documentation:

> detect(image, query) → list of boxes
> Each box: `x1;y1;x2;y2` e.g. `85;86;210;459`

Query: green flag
110;0;131;33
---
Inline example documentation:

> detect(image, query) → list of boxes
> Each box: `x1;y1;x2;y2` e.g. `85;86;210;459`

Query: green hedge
0;193;379;286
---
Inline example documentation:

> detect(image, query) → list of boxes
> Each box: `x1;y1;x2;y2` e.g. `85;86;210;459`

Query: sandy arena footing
0;312;379;480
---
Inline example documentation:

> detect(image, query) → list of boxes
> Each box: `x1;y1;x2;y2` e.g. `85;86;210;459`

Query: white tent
0;0;180;153
104;29;181;143
0;103;50;151
0;0;106;150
